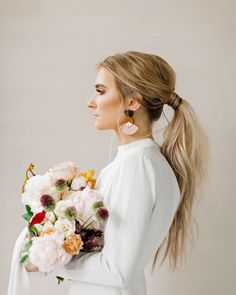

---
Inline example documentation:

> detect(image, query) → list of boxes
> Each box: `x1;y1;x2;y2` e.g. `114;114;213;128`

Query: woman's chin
94;122;109;131
94;121;103;130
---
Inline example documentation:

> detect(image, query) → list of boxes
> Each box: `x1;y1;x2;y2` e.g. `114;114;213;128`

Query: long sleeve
7;226;47;295
7;227;30;295
49;153;157;288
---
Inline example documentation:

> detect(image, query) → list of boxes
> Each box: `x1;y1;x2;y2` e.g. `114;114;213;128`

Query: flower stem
82;214;94;227
83;219;95;230
53;211;58;221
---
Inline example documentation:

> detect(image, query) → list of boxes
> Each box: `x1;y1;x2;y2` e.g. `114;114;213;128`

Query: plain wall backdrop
0;0;235;294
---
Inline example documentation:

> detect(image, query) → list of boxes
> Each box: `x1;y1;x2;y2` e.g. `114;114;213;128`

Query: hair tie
168;92;183;110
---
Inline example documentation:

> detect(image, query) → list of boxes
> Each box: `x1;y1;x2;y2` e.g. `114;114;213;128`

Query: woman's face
87;67;126;130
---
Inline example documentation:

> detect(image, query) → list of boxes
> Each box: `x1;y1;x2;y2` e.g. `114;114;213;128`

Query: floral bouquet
19;161;109;284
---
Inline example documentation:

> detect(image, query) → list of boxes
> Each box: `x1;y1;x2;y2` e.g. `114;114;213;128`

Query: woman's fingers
24;263;39;272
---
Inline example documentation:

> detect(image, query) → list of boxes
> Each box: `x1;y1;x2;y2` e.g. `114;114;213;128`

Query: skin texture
87;67;153;144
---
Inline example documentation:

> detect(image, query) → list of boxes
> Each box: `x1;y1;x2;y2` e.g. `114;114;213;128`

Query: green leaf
20;254;29;264
21;239;32;255
26;205;33;214
28;225;39;236
22;212;33;222
24;240;33;252
56;276;64;284
22;205;33;222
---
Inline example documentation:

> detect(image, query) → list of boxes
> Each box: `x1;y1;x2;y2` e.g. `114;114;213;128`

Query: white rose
48;161;80;181
54;218;75;238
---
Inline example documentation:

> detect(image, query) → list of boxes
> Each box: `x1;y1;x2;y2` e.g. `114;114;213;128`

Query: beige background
1;0;235;294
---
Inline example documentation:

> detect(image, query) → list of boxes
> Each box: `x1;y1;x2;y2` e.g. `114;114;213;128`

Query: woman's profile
8;50;208;295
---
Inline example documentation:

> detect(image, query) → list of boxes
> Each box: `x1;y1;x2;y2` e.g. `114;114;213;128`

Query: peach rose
63;234;84;255
48;161;80;182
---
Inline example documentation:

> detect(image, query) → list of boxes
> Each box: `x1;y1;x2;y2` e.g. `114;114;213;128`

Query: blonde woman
8;51;208;295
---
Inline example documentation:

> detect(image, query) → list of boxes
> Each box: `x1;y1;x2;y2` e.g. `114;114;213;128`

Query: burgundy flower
40;194;55;211
80;229;102;251
86;236;103;251
75;220;82;234
95;207;109;221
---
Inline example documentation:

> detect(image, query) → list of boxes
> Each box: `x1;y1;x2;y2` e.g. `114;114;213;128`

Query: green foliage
56;276;64;284
22;205;33;222
24;240;33;252
20;254;29;264
28;225;39;236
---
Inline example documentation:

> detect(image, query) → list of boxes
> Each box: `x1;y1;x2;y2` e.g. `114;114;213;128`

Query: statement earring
119;109;139;135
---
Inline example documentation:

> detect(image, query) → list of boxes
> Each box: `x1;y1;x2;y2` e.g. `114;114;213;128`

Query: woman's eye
96;89;104;95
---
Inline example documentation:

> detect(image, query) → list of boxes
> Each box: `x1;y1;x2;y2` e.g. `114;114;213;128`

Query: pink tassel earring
120;109;139;135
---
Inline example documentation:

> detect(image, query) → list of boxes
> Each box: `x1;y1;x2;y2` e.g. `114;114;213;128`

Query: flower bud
95;207;109;221
55;179;67;191
65;206;77;220
40;194;56;211
92;201;104;212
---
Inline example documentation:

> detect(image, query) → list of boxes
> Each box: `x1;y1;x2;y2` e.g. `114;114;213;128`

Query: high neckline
117;137;159;153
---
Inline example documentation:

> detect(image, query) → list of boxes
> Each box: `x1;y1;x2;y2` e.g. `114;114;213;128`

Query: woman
8;51;208;295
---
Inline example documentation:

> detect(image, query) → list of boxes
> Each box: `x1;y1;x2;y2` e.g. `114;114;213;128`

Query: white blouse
7;137;181;295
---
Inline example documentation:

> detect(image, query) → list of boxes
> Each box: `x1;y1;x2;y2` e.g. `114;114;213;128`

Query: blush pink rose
48;161;80;182
72;186;103;223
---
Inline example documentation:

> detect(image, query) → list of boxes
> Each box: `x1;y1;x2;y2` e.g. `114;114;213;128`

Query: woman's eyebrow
95;84;108;89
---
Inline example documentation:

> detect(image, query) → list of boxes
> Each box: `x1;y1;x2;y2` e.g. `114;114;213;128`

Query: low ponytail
152;97;209;272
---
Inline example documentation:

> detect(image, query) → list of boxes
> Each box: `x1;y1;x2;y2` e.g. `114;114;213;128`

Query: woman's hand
24;263;39;272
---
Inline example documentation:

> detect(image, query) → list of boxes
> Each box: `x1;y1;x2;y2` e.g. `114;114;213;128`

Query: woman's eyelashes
96;89;104;95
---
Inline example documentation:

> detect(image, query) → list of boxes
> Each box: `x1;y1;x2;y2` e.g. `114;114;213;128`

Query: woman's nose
86;95;95;108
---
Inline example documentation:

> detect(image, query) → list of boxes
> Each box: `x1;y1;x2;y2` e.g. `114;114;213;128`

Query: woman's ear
126;92;143;111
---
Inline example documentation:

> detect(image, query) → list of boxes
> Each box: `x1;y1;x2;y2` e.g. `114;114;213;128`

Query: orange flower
40;227;55;237
63;234;84;255
80;169;96;189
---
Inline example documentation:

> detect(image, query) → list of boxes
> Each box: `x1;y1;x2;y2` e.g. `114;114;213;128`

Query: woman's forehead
95;67;116;88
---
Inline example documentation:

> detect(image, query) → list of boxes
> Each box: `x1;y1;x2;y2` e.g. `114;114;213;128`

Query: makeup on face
87;67;125;130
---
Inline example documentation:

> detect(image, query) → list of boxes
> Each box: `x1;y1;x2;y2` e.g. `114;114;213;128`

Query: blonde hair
96;51;209;272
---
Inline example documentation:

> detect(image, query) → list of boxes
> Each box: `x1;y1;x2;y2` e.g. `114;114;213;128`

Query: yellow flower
40;227;55;237
63;234;84;255
80;169;96;189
